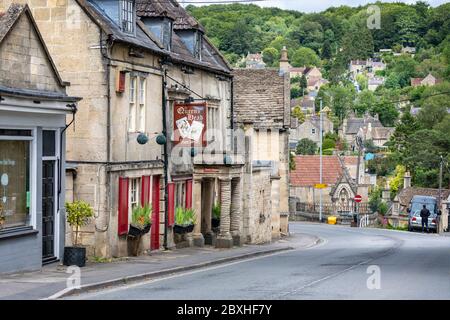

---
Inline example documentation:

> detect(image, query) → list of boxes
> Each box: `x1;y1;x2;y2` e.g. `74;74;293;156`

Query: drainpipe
58;103;78;209
162;66;169;250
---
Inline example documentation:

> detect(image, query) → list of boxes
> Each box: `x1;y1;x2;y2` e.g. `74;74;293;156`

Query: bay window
0;131;32;230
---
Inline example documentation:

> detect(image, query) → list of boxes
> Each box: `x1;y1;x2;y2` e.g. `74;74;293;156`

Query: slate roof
136;0;205;32
76;0;230;74
345;115;383;134
0;3;23;44
397;187;450;207
290;155;343;187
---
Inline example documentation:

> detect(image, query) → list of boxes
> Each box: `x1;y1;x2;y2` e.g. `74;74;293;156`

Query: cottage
290;114;333;146
245;52;266;69
0;4;79;273
410;73;441;87
368;77;384;91
340;113;393;150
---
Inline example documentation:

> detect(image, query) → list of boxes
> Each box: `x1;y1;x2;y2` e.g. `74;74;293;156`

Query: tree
296;138;317;155
354;90;376;116
341;23;374;62
389;165;406;198
321;39;333;59
292;106;306;124
291;47;321;67
300;74;307;92
262;47;279;67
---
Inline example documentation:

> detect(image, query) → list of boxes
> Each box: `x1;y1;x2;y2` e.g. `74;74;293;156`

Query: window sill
0;226;38;240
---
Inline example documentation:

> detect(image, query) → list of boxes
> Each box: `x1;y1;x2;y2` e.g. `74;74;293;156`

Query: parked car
407;195;438;232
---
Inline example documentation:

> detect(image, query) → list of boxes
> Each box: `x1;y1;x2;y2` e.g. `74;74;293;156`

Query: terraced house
0;0;244;259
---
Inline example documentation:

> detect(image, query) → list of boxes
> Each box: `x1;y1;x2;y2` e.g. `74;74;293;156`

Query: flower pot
211;218;220;228
173;223;195;234
63;246;86;267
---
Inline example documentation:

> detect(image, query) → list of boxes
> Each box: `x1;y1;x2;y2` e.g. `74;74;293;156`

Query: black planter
142;223;151;235
63;246;86;267
173;223;195;234
129;223;151;237
212;218;220;228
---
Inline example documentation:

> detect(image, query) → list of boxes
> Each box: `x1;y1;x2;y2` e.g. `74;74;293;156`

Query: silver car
408;210;437;232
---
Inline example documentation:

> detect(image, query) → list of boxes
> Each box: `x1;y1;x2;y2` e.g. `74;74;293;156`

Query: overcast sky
182;0;448;13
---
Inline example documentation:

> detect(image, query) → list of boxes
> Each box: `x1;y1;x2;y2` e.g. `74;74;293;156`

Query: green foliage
289;152;296;170
369;187;382;213
322;148;334;156
212;203;221;220
292;106;305;123
131;204;152;228
262;47;279;67
65;200;94;246
389;165;406;198
175;206;197;226
291;47;321;67
296;138;317;155
322;138;336;150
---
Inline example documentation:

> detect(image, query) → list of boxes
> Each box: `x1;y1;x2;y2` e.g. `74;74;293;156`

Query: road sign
314;183;328;189
354;194;362;203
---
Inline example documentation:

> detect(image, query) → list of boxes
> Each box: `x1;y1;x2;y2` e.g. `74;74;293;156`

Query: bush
66;200;94;246
175;206;197;226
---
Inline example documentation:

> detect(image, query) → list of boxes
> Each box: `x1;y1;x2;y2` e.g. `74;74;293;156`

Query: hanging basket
128;223;152;237
211;218;220;228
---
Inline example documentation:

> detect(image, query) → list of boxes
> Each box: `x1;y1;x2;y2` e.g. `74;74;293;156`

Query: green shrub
212;203;221;220
66;200;94;246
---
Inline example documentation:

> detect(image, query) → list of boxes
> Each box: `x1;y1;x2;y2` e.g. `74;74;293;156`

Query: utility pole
319;99;323;223
438;155;443;233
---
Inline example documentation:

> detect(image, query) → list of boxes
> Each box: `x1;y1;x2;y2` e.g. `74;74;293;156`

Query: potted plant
127;204;152;256
64;200;94;267
211;203;221;228
173;206;196;234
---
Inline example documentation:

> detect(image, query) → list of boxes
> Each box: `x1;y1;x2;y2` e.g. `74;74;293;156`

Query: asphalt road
68;223;450;300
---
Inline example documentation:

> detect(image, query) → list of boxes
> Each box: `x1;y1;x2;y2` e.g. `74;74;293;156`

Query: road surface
67;223;450;300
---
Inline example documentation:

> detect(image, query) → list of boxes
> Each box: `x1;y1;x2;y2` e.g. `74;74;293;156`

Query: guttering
161;65;170;250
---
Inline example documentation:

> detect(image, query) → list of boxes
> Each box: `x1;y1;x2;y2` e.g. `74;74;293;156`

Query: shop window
0;139;31;230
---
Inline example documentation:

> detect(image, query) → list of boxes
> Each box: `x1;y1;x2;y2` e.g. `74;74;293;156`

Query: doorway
42;160;56;263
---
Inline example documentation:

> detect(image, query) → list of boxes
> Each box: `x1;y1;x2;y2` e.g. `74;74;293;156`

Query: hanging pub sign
173;102;207;147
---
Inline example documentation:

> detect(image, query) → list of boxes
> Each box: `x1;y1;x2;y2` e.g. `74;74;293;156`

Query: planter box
174;223;195;234
129;223;151;237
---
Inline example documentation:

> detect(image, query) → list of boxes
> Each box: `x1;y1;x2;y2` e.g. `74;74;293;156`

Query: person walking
420;204;431;233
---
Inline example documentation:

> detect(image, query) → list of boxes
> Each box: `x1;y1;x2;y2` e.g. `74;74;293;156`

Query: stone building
245;52;266;69
137;0;244;249
290;114;334;146
0;0;248;255
233;67;291;242
290;155;369;212
0;4;79;273
410;73;441;87
340;113;393;150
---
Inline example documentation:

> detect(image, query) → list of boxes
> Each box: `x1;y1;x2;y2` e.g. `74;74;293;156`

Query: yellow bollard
328;216;337;225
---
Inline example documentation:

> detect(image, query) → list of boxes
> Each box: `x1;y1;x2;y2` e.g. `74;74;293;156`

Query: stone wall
0;12;64;93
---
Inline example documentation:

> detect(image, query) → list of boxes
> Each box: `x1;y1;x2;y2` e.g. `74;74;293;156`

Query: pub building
0;4;79;273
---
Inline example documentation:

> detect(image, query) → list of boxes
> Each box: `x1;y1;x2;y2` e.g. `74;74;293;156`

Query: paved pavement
66;223;450;300
0;232;318;300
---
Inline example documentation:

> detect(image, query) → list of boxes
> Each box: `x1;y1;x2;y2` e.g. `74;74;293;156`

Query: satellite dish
1;173;8;187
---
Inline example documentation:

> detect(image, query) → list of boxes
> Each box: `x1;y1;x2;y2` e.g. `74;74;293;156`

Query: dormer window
120;0;134;34
142;17;173;51
177;29;202;60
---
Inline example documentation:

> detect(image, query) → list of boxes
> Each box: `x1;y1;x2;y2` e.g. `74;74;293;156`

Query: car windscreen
411;202;436;216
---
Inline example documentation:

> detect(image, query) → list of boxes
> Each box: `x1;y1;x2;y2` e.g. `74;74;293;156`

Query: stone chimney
279;46;290;72
404;171;411;189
